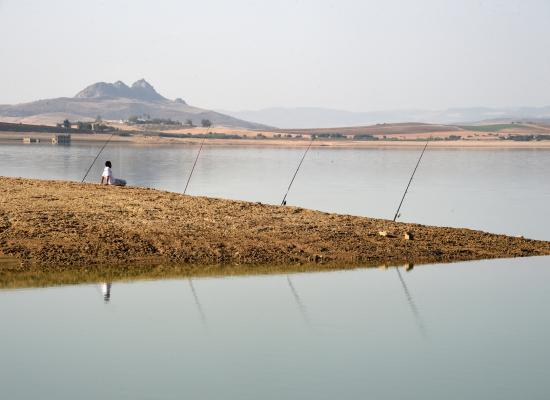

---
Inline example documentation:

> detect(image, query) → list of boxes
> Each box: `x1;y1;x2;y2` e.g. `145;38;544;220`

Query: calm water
1;143;550;399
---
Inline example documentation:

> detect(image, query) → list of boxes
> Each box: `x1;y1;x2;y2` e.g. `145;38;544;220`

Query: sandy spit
1;177;549;279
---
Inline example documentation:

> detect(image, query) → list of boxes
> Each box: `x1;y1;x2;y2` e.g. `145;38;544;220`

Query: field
2;120;550;148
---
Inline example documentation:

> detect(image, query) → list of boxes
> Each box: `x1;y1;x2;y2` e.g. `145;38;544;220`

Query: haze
1;0;549;112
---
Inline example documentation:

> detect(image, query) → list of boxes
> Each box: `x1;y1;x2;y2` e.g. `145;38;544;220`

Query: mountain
0;80;270;129
221;106;550;129
3;81;549;129
74;79;168;102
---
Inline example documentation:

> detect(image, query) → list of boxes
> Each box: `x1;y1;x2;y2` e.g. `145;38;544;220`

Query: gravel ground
1;176;549;275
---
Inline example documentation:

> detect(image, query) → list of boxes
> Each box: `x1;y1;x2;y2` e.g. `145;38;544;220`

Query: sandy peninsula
1;176;549;287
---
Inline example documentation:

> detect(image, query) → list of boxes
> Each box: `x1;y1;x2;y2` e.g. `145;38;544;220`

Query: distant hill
0;80;270;129
3;81;549;130
221;106;550;129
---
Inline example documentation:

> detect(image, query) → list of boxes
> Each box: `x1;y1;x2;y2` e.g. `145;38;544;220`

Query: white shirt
102;166;113;178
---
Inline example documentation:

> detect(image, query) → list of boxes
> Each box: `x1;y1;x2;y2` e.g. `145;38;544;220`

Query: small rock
403;232;413;240
378;231;388;237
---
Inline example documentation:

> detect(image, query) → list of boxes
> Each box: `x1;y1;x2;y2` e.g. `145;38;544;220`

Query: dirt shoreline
1;131;550;148
1;177;549;287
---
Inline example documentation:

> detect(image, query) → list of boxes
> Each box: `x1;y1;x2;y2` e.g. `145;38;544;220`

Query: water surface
2;257;550;399
1;143;549;399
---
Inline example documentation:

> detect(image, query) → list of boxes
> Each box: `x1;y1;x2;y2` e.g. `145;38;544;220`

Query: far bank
2;131;550;149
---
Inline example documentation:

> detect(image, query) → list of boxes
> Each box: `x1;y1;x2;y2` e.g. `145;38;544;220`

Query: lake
1;142;549;399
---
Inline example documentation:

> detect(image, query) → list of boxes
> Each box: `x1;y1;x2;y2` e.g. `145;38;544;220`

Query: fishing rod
392;139;429;221
183;134;208;195
81;132;116;183
281;137;314;206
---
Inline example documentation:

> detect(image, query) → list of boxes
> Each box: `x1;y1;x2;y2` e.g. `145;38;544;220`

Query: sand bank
1;177;549;287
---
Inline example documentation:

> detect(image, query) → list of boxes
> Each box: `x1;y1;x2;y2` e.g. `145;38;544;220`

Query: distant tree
353;134;378;141
62;119;71;129
95;115;102;122
128;115;139;123
185;119;194;127
201;119;212;128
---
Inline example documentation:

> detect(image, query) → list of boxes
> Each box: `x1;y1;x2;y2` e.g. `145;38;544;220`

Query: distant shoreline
1;131;550;149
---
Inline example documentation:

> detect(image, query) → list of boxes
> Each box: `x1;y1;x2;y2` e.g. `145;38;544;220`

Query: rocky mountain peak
74;79;167;102
129;79;166;101
113;80;130;89
131;79;152;89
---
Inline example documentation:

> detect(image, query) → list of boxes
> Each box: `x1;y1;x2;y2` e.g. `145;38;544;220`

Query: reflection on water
0;262;377;290
286;276;311;327
395;265;428;338
100;282;112;303
2;257;550;399
188;278;208;329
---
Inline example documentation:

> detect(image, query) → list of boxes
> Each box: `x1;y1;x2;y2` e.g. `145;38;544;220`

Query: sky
0;0;549;111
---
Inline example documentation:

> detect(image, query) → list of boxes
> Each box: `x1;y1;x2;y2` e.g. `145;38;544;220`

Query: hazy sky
1;0;549;111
